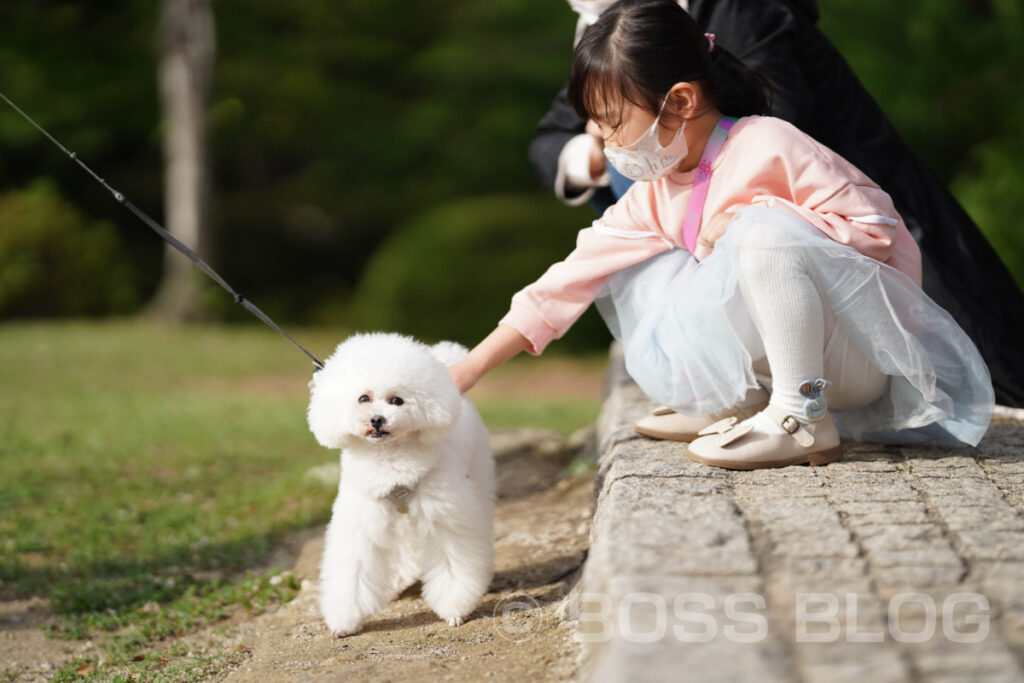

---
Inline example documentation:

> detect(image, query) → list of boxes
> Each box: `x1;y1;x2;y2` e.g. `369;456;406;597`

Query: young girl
448;0;993;469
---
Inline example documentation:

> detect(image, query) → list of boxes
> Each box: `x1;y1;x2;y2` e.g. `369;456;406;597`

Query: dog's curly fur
308;333;494;637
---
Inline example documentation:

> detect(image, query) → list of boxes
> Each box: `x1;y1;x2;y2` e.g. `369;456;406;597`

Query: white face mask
566;0;620;25
603;94;688;182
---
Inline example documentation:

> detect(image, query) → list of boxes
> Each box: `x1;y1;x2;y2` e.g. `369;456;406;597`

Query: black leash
0;89;324;372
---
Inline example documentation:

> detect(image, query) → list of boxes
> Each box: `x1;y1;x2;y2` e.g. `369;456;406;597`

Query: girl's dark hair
568;0;771;125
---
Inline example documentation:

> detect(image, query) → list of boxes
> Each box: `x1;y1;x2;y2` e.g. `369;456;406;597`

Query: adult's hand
585;119;607;180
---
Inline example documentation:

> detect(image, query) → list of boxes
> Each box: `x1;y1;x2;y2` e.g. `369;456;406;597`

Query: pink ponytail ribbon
704;32;715;52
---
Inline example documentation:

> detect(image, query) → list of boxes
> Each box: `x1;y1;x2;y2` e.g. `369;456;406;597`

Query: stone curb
573;344;1024;682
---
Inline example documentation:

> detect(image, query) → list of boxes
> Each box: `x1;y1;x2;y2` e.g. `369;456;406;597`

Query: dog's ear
307;377;353;450
429;340;468;366
415;384;463;447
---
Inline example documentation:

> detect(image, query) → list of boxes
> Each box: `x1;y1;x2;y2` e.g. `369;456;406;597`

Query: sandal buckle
780;415;800;434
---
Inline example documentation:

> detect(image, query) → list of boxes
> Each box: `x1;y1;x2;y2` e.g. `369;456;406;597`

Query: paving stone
870;565;966;588
933;503;1024;532
590;483;759;579
980;460;1024;474
821;469;906;484
923;675;1024;683
926;495;1014;511
769;556;870;580
822;458;900;472
597;439;727;498
997;599;1024;652
735;494;836;520
799;656;909;683
730;467;824;486
975;422;1024;450
968;561;1024;583
900;447;963;462
838;452;899;464
767;582;885;626
795;639;905;664
913;477;1005;499
908;455;986;473
988;472;1024;486
580;575;792;683
596;470;729;506
866;548;964;568
828;485;920;503
733;484;834;499
587;637;792;683
837;501;932;525
855;524;953;553
912;644;1023;678
768;533;861;559
955;531;1024;561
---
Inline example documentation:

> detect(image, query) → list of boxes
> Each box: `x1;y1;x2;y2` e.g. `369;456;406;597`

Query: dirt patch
213;478;590;682
1;430;594;682
0;598;93;680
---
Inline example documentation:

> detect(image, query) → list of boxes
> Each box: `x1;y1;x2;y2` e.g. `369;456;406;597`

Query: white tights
735;223;888;421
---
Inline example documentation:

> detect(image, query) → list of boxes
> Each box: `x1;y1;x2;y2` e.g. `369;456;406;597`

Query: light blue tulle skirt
595;206;993;446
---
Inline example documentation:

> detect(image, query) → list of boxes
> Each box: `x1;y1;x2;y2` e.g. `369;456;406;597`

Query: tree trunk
148;0;214;321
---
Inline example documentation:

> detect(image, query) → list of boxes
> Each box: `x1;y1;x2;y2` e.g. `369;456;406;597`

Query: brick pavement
573;346;1024;682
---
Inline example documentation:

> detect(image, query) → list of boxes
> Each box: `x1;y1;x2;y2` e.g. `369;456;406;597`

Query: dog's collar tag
386;485;413;514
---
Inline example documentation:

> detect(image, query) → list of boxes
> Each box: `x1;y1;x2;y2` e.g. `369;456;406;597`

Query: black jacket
528;0;1024;407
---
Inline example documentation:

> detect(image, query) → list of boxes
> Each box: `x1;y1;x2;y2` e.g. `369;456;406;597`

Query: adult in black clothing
530;0;1024;407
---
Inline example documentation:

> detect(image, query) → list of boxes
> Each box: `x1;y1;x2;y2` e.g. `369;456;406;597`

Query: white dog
307;333;494;637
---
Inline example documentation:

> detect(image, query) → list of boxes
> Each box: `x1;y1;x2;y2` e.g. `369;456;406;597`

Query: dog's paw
324;612;363;638
330;625;362;638
447;616;465;627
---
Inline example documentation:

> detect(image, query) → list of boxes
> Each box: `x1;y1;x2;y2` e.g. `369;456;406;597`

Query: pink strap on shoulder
682;116;736;255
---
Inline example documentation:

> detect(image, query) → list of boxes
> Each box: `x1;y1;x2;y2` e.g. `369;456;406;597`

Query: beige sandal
635;401;768;442
685;405;842;470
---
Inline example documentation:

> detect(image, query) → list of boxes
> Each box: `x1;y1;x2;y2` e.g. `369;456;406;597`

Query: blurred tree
204;0;576;322
0;1;164;310
818;0;1024;287
0;0;1020;324
148;0;215;320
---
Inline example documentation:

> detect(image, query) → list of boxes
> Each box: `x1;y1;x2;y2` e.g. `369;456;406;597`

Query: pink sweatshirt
500;116;923;355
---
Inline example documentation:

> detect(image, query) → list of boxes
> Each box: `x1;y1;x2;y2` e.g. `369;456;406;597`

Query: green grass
476;397;601;434
0;319;602;680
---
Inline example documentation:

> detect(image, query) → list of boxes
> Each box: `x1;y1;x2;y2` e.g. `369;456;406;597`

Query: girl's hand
446;325;530;394
694;210;735;260
447;359;482;395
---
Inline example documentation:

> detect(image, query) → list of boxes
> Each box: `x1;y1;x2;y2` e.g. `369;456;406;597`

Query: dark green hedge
0;180;138;317
347;193;611;351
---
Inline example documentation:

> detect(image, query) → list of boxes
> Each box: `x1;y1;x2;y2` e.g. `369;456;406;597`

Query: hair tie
704;32;715;52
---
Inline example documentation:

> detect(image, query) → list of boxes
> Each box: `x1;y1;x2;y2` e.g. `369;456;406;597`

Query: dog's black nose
370;415;386;430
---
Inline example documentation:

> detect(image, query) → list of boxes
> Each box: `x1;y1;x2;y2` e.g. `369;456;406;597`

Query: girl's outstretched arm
448;325;530;394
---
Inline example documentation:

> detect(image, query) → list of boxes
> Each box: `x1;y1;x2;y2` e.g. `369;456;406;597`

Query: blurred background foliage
0;0;1021;348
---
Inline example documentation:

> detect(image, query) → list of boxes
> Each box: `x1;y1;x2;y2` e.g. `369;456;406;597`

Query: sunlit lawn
0;319;604;677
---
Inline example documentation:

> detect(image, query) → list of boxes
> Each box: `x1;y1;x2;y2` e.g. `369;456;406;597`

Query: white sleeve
554;134;611;207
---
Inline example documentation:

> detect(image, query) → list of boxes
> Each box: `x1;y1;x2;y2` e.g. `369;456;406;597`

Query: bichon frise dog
307;333;495;637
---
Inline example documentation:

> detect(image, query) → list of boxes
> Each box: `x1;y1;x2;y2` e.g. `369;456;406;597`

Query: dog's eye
388;396;404;406
358;395;371;404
